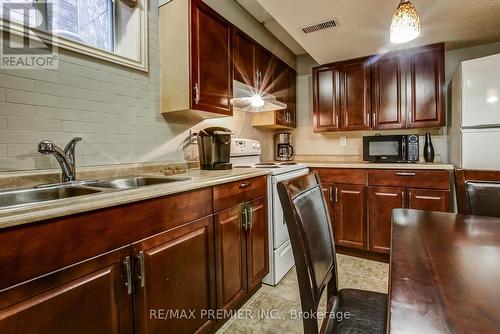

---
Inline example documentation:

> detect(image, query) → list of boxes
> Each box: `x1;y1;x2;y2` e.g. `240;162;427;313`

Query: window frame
0;0;149;72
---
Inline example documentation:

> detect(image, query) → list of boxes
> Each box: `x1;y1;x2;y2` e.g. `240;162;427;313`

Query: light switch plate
340;136;347;146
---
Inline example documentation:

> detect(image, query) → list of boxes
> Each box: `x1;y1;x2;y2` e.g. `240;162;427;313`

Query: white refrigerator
449;53;500;170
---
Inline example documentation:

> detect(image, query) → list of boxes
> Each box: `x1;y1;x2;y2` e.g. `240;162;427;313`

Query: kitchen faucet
38;137;82;182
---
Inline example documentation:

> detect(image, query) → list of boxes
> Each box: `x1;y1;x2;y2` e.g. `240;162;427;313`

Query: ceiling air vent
301;18;339;34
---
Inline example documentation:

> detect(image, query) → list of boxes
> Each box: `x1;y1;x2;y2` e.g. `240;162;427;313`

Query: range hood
232;80;287;112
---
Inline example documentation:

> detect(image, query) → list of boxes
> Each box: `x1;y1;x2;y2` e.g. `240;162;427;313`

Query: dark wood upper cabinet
313;43;445;132
333;184;367;249
313;65;341;132
132;216;216;334
191;0;233;116
340;58;371;130
405;43;445;128
371;51;405;129
233;28;256;87
0;246;134;334
368;186;405;254
256;46;275;94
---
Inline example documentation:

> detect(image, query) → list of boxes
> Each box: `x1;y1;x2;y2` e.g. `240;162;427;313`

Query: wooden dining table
389;209;500;333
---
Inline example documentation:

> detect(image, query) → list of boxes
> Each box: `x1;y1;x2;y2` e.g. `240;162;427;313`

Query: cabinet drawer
312;168;366;185
368;170;450;189
213;176;267;212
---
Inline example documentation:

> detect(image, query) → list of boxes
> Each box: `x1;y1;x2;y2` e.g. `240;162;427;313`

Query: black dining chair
277;171;387;334
455;169;500;218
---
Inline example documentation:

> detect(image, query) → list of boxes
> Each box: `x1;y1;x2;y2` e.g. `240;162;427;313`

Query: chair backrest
277;171;338;334
455;169;500;217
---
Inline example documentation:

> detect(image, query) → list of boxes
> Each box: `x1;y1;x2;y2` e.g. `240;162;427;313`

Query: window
0;0;148;71
48;0;114;52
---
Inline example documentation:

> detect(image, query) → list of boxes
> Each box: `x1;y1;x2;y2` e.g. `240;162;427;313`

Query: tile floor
218;254;389;334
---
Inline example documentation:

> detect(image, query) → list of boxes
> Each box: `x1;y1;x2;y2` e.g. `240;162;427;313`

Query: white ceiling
235;0;307;55
251;0;500;64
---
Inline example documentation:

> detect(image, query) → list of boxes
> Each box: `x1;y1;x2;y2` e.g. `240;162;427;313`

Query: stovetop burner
255;162;277;166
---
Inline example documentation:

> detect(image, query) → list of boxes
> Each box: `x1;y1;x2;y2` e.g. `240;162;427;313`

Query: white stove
231;139;307;176
231;139;309;286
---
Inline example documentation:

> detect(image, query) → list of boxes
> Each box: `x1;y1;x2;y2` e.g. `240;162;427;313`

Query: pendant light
390;0;421;44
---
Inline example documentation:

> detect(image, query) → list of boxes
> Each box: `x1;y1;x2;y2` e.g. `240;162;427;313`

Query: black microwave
363;135;419;162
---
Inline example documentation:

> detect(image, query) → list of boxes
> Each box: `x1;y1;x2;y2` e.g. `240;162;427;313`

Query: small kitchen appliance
274;133;294;161
230;138;308;285
363;134;419;163
197;127;232;170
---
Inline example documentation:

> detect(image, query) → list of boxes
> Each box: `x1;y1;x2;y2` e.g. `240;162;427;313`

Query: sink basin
88;176;191;190
0;186;102;209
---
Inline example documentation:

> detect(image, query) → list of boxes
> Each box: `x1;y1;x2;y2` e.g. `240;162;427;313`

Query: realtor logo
0;1;58;69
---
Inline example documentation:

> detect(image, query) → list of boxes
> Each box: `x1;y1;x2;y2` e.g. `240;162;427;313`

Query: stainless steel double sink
0;176;191;210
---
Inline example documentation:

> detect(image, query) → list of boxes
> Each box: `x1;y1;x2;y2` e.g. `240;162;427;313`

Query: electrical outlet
340;136;347;146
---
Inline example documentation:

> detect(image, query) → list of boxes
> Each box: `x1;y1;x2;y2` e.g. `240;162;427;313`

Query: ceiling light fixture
390;0;421;44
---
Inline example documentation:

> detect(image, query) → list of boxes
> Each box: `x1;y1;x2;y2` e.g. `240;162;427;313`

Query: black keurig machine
197;127;233;170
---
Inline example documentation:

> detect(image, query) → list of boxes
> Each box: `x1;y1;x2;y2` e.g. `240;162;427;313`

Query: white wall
292;42;500;163
0;0;281;171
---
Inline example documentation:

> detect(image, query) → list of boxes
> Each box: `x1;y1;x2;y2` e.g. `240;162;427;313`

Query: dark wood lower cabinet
214;204;248;312
368;186;405;254
0;246;134;334
407;188;451;212
246;197;269;291
333;184;367;249
132;216;216;334
214;196;268;316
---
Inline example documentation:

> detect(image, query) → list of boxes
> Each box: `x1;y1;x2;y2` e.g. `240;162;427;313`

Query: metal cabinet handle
137;251;145;288
335;187;339;203
123;256;132;295
396;172;416;176
239;182;250;189
372;112;376;126
194;83;200;104
248;206;253;230
328;185;333;202
401;191;405;207
336;115;339;127
241;203;249;231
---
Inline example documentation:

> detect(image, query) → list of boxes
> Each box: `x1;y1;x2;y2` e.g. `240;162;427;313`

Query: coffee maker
274;133;294;161
197;127;233;170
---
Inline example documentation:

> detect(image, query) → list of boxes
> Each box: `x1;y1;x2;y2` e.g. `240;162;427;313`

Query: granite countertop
0;168;269;230
301;161;455;170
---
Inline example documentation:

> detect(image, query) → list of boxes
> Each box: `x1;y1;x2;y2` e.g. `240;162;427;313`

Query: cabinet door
191;0;233;115
340;58;371;130
256;46;275;93
313;65;341;132
0;246;133;334
407;188;451;212
321;184;336;234
233;29;256;87
132;216;215;334
287;67;297;128
214;204;247;313
333;184;367;249
246;197;269;291
371;52;405;129
368;186;405;254
406;43;444;128
275;61;289;127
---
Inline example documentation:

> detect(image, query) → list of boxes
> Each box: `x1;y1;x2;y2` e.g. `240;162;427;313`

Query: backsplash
0;0;275;172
